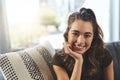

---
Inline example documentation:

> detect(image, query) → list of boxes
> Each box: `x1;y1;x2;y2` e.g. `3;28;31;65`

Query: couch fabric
0;42;56;80
106;41;120;80
0;41;120;80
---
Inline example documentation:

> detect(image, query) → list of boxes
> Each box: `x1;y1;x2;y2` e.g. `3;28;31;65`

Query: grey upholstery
0;71;4;80
106;41;120;80
0;41;120;80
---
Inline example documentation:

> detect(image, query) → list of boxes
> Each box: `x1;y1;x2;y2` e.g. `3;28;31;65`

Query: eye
84;34;91;38
72;32;79;36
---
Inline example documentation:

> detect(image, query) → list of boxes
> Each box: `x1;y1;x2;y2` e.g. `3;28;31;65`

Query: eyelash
72;33;79;36
85;35;91;37
72;33;91;38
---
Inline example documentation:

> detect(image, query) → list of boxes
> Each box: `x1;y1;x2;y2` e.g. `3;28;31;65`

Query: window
1;0;119;52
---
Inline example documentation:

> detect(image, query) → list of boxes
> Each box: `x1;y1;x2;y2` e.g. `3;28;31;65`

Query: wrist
75;58;83;64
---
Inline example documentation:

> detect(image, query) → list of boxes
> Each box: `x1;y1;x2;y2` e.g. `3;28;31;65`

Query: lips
72;45;85;51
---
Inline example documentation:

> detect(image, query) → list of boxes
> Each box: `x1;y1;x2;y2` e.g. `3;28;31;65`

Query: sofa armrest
106;41;120;80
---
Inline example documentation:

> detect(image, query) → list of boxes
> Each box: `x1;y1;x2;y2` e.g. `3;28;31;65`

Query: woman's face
68;20;94;55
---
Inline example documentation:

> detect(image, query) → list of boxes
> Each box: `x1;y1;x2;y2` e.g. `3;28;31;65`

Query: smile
73;45;86;51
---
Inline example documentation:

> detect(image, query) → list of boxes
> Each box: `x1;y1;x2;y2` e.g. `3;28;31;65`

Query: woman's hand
63;42;83;62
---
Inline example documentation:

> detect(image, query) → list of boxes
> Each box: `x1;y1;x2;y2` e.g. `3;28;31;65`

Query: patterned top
52;48;113;80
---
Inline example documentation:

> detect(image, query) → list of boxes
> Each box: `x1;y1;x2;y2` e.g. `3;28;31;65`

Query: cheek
88;38;93;45
68;35;76;44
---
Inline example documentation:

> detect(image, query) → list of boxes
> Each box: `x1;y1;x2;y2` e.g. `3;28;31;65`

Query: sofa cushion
106;41;120;80
0;41;56;80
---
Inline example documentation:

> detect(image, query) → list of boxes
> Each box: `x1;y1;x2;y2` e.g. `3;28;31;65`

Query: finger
66;47;75;57
67;46;73;53
63;42;71;48
63;42;70;54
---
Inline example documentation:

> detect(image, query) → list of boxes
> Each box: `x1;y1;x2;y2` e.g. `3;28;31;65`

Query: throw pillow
0;42;56;80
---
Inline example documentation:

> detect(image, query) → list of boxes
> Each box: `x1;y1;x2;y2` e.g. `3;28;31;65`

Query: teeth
76;46;84;48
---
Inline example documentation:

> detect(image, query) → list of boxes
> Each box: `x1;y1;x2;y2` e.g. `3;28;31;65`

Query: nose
77;35;85;44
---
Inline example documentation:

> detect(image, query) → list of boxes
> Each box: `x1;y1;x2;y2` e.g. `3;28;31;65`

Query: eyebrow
71;30;92;35
85;32;92;35
72;30;80;33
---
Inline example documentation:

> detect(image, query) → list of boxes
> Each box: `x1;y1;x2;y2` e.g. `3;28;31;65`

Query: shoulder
99;48;113;68
52;49;67;67
53;49;66;60
102;48;112;59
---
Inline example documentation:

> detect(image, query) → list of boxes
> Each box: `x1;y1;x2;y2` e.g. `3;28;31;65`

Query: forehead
70;20;93;33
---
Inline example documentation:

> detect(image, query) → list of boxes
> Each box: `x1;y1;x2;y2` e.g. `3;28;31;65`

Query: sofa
0;41;56;80
0;41;120;80
105;41;120;80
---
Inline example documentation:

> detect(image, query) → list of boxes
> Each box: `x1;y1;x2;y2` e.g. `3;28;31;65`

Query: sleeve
101;49;113;68
52;52;64;68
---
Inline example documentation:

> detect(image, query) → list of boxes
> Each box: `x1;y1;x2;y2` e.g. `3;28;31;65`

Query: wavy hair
64;8;104;76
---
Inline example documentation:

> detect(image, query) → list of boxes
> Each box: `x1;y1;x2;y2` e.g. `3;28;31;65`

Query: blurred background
0;0;120;53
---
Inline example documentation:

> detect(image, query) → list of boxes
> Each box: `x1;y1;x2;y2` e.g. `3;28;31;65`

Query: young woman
52;8;114;80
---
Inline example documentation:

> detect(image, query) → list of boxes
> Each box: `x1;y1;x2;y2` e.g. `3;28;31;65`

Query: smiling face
68;20;94;55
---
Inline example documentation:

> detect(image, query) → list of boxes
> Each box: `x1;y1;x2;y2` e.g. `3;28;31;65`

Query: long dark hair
64;8;104;76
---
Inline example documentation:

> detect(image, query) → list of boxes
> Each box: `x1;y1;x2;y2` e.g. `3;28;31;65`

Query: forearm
70;60;83;80
63;43;83;80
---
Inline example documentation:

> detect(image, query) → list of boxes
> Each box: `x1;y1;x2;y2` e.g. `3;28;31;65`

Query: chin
74;50;86;55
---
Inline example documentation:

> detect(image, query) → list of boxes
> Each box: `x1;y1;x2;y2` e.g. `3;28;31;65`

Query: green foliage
39;8;58;27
